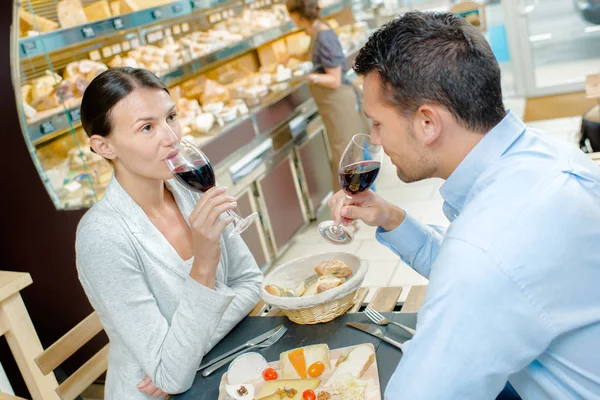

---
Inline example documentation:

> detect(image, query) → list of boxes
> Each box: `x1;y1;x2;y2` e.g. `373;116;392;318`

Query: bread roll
303;275;343;297
264;285;295;297
57;0;88;28
314;260;352;278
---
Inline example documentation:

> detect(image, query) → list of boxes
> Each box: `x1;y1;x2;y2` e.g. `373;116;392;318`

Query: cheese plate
218;343;381;400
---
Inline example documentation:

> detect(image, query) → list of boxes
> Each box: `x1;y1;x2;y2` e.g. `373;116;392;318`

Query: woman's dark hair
286;0;320;21
80;67;169;139
354;11;506;133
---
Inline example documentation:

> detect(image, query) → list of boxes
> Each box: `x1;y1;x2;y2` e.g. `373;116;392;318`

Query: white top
76;175;263;399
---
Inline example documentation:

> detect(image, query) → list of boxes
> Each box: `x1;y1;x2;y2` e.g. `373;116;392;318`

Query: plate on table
218;343;381;400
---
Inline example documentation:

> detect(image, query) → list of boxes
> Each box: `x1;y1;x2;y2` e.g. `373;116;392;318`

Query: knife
347;322;405;352
198;324;284;371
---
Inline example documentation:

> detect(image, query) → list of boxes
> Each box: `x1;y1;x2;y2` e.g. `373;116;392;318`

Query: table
173;312;417;399
0;271;59;400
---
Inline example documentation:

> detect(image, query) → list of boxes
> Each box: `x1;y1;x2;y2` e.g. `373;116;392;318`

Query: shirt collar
439;111;526;214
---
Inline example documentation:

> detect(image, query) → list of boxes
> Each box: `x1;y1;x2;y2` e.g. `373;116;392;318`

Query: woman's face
94;87;180;181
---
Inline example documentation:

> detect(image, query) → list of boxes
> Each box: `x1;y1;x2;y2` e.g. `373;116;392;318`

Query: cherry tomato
262;367;278;381
302;389;316;400
307;361;325;378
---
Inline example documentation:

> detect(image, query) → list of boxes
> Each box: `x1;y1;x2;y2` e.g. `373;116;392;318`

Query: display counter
13;0;373;268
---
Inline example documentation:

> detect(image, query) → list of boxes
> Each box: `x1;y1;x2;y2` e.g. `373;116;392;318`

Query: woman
286;0;368;191
76;67;262;399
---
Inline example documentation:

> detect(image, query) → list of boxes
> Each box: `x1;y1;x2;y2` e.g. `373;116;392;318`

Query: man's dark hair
354;11;506;133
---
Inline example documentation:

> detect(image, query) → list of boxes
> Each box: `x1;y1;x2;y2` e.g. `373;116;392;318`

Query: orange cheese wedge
287;348;307;379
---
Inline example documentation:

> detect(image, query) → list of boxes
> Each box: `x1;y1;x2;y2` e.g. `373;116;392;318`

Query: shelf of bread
21;0;366;147
18;0;354;59
18;0;368;209
20;0;201;59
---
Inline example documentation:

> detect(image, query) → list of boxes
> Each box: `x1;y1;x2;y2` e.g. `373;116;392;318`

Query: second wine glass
167;139;258;238
318;133;384;244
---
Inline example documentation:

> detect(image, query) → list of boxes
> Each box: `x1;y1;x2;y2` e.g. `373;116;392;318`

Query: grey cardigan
75;176;263;399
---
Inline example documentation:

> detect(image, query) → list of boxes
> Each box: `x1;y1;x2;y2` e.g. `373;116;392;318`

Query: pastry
314;260;352;278
57;0;88;28
264;285;296;297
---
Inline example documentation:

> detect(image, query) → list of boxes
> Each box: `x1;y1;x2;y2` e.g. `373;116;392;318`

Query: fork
365;306;416;337
201;326;288;377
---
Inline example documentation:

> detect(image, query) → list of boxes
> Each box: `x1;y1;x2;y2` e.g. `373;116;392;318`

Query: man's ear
90;135;116;160
416;105;443;145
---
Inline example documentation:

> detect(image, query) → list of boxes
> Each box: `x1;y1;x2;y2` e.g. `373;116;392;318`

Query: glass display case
14;0;371;211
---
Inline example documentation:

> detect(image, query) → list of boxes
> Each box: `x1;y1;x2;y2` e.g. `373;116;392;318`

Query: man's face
362;72;436;183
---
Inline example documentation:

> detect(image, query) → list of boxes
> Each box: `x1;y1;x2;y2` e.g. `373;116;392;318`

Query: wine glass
167;139;258;238
318;133;384;244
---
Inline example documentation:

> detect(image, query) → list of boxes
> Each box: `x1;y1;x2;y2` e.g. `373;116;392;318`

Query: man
329;11;600;399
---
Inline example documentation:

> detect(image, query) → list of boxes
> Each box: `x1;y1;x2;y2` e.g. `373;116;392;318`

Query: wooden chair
450;1;487;32
0;393;28;400
34;312;108;400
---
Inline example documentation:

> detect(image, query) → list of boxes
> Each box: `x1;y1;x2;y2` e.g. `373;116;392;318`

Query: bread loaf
314;260;352;278
84;1;112;21
264;285;295;297
57;0;88;28
19;9;59;33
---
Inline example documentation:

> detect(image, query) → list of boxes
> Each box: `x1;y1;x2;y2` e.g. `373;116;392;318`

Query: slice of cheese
258;378;320;400
19;9;59;33
304;344;331;374
84;1;112;21
288;348;307;378
224;384;254;400
326;344;374;387
281;344;330;379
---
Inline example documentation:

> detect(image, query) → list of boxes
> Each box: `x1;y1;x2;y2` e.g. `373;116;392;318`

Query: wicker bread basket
260;252;368;324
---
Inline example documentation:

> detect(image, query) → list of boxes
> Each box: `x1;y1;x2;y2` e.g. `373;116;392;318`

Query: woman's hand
137;376;168;398
328;189;406;232
188;186;237;287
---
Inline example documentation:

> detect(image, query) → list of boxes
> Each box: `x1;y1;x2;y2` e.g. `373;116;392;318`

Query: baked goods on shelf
109;45;171;75
22;61;107;122
214;6;289;38
57;0;88;28
19;9;59;37
83;1;113;22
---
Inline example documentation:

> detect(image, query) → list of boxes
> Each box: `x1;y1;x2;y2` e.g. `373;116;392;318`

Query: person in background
329;11;600;400
76;67;262;399
286;0;368;192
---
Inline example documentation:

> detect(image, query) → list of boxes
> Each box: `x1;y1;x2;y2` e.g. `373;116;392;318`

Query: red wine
173;161;216;193
339;160;381;195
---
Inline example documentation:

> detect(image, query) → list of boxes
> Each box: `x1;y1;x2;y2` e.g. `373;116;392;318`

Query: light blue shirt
377;112;600;400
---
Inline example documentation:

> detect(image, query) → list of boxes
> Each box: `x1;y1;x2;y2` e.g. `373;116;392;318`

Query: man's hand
137;376;168;398
328;189;406;232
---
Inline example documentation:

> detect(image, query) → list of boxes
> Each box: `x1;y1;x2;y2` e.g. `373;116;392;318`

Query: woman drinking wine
75;67;262;399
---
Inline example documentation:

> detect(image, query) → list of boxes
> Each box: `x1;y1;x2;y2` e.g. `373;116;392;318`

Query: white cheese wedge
224;384;254;400
328;373;367;400
227;352;268;385
326;344;374;387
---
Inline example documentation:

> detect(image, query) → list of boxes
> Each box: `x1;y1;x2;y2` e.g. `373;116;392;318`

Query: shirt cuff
376;213;430;265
